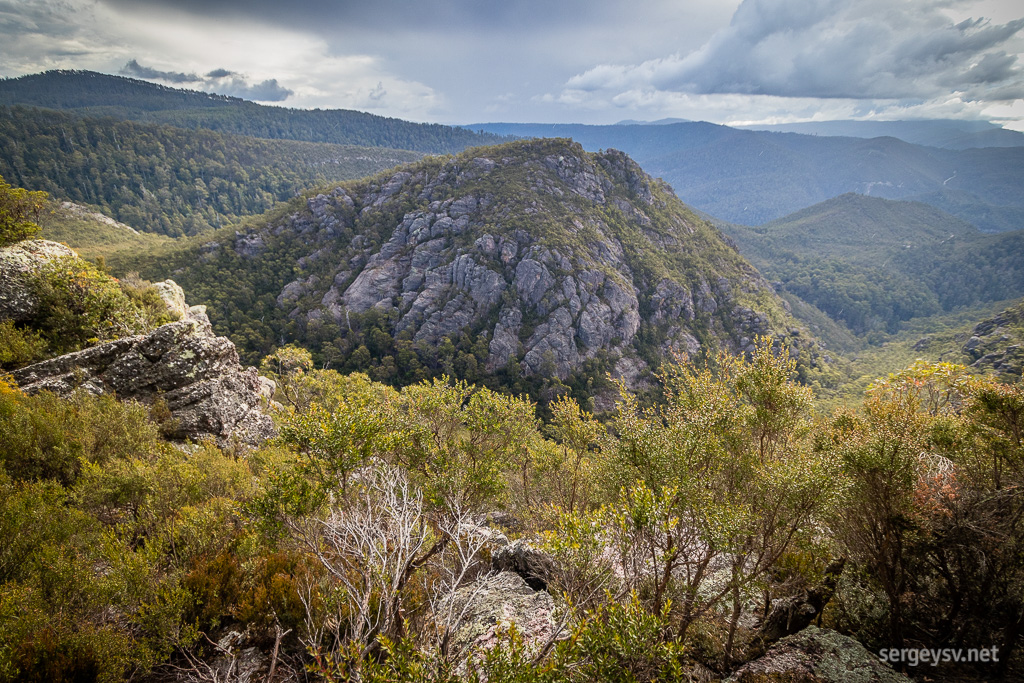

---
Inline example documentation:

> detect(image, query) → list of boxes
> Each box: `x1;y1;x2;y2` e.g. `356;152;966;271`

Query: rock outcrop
0;239;77;322
727;626;910;683
12;306;276;447
491;539;556;591
961;301;1024;381
174;139;821;399
446;571;558;655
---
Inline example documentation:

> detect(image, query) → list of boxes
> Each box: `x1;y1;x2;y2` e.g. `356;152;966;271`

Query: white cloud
557;0;1024;124
0;0;446;118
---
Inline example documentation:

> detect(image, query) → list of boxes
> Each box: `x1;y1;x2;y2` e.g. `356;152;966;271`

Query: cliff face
1;239;276;447
12;306;276;447
170;139;815;394
962;301;1024;381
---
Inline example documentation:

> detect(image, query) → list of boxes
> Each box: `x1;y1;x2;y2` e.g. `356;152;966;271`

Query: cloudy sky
2;0;1023;129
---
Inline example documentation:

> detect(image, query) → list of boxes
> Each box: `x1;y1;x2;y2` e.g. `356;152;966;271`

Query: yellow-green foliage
0;386;160;486
31;258;174;356
0;320;46;368
2;347;1024;680
0;173;45;247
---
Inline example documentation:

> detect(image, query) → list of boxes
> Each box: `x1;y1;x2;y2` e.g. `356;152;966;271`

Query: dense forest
722;194;1024;337
0;106;421;236
0;71;509;154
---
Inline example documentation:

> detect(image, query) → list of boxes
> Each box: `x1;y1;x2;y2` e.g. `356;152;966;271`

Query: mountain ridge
467;121;1024;231
120;138;832;406
0;70;508;153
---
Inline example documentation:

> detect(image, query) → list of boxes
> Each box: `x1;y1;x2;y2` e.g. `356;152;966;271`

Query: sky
2;0;1023;130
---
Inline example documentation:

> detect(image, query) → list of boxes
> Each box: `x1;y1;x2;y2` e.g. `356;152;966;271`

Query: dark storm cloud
122;59;200;83
121;60;293;102
213;77;293;102
566;0;1024;102
98;0;616;32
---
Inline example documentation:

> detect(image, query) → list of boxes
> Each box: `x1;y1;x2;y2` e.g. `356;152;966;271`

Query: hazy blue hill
0;70;508;153
737;119;1024;150
741;193;979;265
912;188;1024;234
470;121;1024;230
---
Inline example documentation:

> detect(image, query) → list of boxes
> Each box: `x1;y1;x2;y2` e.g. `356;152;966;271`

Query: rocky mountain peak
175;139;818;401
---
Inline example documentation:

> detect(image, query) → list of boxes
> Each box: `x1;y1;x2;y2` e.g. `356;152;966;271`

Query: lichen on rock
12;306;276;447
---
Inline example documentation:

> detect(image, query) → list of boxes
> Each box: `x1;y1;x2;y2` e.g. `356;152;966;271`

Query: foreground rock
0;239;77;322
446;571;558;656
727;626;910;683
12;307;276;447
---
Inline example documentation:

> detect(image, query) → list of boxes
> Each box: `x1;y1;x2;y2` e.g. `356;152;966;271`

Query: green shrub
0;174;45;248
0;320;47;369
0;384;160;486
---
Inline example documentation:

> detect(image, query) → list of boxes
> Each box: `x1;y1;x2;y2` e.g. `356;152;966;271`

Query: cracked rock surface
13;307;276;447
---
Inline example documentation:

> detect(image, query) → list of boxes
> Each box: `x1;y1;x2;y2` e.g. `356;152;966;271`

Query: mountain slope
0;70;507;153
718;194;1024;335
121;139;828;406
0;105;421;236
470;121;1024;231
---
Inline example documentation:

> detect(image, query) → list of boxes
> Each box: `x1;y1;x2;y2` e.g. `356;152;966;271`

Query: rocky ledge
12;306;276;448
962;301;1024;381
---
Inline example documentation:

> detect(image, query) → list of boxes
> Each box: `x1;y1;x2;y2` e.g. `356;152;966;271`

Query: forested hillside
720;194;1024;337
0;70;508;153
0;106;420;236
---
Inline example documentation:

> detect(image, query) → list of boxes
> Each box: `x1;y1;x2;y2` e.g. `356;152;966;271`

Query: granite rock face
12;307;276;447
189;139;818;396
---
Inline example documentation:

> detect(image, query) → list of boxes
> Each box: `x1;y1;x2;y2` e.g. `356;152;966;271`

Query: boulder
727;626;910;683
153;279;188;319
12;307;276;448
491;539;556;591
445;571;558;656
0;239;77;322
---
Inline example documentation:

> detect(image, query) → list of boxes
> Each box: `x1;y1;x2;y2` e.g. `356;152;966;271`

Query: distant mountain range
3;71;1020;235
469;122;1024;231
735;119;1024;150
